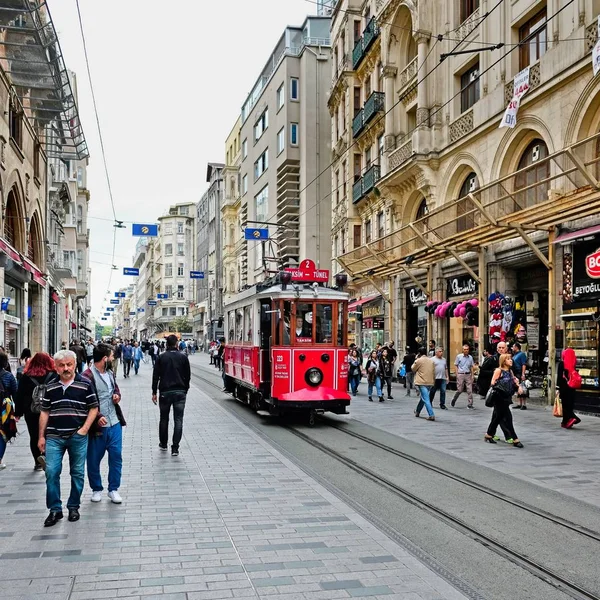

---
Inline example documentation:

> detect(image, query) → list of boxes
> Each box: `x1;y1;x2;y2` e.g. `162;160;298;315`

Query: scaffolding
0;0;88;160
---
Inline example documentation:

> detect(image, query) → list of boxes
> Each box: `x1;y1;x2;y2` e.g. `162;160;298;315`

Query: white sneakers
91;490;123;503
108;490;122;504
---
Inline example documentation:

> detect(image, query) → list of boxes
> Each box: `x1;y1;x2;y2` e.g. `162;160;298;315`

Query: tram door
260;301;272;388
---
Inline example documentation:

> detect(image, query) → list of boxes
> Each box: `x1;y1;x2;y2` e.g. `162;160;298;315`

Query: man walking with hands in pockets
152;334;191;457
38;350;98;527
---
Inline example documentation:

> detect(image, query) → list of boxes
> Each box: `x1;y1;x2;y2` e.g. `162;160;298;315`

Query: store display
564;317;598;386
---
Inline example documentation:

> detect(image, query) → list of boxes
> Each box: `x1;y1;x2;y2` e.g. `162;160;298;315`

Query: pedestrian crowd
345;339;584;448
0;333;192;530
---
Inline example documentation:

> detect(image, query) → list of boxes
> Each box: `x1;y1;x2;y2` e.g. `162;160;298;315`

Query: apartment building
238;16;333;287
332;0;600;410
195;163;224;345
130;237;150;339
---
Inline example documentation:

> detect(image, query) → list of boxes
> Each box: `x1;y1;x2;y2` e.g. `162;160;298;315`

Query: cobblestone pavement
193;354;600;509
0;359;469;600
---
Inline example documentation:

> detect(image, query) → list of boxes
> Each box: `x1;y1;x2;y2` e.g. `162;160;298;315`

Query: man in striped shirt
38;350;98;527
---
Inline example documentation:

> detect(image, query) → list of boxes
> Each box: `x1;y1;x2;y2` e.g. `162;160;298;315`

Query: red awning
348;294;380;311
0;237;22;264
553;225;600;244
51;291;60;304
21;256;47;288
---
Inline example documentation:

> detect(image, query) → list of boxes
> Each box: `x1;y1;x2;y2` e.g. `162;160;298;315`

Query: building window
519;8;547;70
378;135;384;164
277;83;284;110
162;308;168;317
460;62;480;113
170;307;177;316
177;285;184;299
242;173;248;195
164;223;172;235
354;154;361;182
177;222;184;234
179;206;189;216
353;20;361;45
254;150;268;180
365;220;371;244
460;0;479;23
165;263;173;277
165;243;173;256
33;143;40;179
335;169;340;206
177;243;184;255
342;160;347;198
177;263;184;276
456;173;478;232
9;102;22;147
353;224;362;248
354;87;361;117
515;139;549;209
290;123;298;146
242;138;248;159
365;146;372;170
165;285;173;298
290;77;299;100
377;211;385;239
277;127;285;154
254;108;268;142
255;185;268;222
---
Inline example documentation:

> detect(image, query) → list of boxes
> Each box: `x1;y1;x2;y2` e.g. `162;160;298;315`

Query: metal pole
427;266;433;345
548;227;556;406
478;249;486;357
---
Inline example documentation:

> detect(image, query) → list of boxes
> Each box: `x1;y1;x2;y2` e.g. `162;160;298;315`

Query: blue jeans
133;359;140;374
0;435;6;461
415;385;434;417
87;423;123;492
367;375;382;398
349;374;360;395
45;433;88;511
430;379;447;406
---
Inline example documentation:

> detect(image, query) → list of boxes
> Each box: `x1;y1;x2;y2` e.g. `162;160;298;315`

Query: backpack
566;369;582;389
30;373;52;414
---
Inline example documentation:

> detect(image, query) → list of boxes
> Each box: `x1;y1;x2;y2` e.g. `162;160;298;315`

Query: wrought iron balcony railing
363;91;384;127
352;109;364;137
352;17;380;70
352;179;363;204
362;164;381;196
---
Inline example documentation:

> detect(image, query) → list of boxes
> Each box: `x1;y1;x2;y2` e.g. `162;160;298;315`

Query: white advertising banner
499;67;530;129
593;16;600;76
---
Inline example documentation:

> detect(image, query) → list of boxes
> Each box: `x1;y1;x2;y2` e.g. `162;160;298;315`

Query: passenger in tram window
295;316;312;341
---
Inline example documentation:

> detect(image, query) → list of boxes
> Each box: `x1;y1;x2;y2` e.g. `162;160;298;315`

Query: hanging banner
115;292;125;298
129;311;136;316
190;271;205;279
157;293;168;299
106;307;115;312
499;67;530;129
148;300;158;306
110;299;120;305
244;228;269;240
132;223;158;237
123;267;139;276
593;16;600;76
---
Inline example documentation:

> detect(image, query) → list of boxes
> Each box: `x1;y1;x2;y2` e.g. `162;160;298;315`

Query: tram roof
223;283;348;309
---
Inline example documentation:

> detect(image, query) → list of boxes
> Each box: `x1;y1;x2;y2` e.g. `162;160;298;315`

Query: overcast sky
49;0;321;325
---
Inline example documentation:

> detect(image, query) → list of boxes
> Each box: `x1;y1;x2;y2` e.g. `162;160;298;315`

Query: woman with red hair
15;352;56;469
557;348;581;429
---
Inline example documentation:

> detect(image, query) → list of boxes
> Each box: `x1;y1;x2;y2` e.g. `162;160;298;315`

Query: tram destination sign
285;259;329;282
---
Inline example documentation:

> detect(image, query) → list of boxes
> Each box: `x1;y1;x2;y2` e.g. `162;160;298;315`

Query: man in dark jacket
152;334;191;457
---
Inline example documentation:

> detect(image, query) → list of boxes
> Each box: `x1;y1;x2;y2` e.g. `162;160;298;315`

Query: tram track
191;369;600;600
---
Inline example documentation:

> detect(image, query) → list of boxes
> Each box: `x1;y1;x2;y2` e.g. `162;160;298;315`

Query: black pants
24;412;41;462
159;392;186;451
487;402;518;440
214;356;221;369
151;354;156;366
561;391;577;425
123;359;132;377
384;376;393;397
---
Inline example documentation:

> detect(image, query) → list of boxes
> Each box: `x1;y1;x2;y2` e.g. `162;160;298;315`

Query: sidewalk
192;353;600;509
0;360;469;600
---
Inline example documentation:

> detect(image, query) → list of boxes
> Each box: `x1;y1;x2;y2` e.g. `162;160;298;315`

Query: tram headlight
305;367;323;387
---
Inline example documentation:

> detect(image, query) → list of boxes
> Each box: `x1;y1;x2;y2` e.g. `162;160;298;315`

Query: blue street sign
137;308;145;313
115;292;126;298
148;300;157;306
106;307;115;312
157;293;168;299
132;223;158;237
190;271;205;279
124;318;130;322
101;318;107;321
110;299;119;304
129;311;136;316
123;267;139;276
104;312;110;316
244;228;269;240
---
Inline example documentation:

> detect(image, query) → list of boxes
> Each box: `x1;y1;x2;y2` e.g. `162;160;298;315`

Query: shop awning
51;291;60;304
553;225;600;245
0;237;22;265
21;256;47;288
348;294;380;311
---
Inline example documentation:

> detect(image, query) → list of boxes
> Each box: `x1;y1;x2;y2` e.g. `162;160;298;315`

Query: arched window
4;189;21;251
415;198;428;220
27;215;42;265
456;172;478;233
514;139;549;209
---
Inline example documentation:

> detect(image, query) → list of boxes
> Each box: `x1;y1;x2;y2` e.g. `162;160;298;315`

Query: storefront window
449;320;478;375
564;315;598;385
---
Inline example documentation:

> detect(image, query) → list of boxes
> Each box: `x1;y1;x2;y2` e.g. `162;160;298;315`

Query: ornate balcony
362;165;381;196
363;91;385;127
352;17;380;70
352;109;364;138
352;179;363;204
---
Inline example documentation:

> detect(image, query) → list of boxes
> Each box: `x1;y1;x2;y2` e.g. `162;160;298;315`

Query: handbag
553;392;563;418
399;364;406;378
485;386;497;408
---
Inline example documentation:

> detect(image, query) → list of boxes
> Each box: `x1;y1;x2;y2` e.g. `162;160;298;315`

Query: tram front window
315;304;333;344
295;303;312;343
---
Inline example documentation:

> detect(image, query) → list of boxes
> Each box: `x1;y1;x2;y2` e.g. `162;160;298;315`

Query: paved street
192;354;600;508
0;360;468;600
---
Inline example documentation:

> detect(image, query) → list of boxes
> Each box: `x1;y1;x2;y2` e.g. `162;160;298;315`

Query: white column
415;33;430;127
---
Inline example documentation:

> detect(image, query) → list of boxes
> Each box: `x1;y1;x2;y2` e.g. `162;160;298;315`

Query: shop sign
568;239;600;303
585;248;600;278
446;274;478;297
4;314;20;325
407;287;427;306
363;299;385;318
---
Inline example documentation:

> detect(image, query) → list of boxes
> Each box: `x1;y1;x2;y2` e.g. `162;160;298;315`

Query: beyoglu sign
285;259;329;282
585;248;600;279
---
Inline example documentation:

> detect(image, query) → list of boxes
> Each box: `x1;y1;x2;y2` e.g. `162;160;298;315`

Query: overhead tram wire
283;0;505;229
288;0;573;233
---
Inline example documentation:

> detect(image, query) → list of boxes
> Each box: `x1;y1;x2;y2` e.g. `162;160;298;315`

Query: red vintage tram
223;264;350;424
